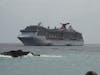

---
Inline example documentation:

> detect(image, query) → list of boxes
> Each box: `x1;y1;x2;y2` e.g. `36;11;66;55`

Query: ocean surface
0;43;100;75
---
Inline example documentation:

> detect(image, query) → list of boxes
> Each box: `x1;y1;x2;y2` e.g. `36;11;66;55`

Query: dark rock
0;49;40;57
85;71;97;75
31;52;40;56
66;44;72;46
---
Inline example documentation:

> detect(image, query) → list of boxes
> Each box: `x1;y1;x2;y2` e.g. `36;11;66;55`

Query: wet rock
0;49;40;57
85;71;97;75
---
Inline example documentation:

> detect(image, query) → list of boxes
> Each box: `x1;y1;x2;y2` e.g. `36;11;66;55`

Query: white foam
0;53;34;58
0;54;12;58
0;54;63;58
40;55;63;58
23;53;33;57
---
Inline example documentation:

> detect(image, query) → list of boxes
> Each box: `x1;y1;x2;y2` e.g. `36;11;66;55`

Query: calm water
0;44;100;75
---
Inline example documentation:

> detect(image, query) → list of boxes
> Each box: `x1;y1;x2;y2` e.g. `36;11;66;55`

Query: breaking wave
0;53;33;58
0;54;63;58
23;54;63;58
23;53;34;57
40;55;63;58
0;54;12;58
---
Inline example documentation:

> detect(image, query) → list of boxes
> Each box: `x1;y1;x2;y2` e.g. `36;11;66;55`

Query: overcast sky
0;0;100;44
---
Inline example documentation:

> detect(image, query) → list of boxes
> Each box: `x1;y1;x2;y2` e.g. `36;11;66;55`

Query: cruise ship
18;22;84;46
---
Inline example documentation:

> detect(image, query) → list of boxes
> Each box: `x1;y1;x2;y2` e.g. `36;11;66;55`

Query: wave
0;54;63;58
23;53;34;57
0;54;12;58
23;53;63;58
0;53;33;58
40;55;63;58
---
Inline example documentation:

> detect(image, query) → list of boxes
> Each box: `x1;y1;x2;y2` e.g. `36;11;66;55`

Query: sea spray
40;55;63;58
0;54;12;58
0;54;63;58
23;53;34;57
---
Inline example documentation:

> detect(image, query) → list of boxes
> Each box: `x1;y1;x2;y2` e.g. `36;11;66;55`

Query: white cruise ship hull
18;35;84;46
17;22;84;46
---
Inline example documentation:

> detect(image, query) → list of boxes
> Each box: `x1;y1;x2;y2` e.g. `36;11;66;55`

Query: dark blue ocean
0;44;100;75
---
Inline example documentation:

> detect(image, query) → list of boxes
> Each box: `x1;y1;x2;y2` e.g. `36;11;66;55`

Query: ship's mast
37;22;42;26
68;25;76;32
35;22;42;35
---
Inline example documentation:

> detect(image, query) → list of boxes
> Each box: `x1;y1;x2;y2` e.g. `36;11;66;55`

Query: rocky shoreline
0;49;40;57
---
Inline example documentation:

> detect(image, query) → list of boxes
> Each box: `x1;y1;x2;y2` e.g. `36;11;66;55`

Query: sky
0;0;100;44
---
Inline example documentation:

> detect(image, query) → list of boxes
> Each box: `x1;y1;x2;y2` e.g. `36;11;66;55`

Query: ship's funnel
60;23;70;30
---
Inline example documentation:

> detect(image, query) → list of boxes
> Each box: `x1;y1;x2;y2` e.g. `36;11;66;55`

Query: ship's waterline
18;36;83;46
18;22;84;46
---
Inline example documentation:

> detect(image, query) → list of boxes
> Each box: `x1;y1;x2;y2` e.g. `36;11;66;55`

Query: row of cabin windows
46;34;79;40
47;34;64;39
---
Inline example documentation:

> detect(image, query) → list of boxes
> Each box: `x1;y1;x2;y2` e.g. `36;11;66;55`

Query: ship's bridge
20;25;46;32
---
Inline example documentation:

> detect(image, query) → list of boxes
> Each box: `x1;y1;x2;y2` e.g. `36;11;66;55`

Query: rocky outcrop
0;50;40;57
